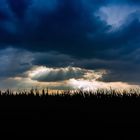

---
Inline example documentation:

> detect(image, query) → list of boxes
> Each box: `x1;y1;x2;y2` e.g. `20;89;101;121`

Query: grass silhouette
1;88;140;134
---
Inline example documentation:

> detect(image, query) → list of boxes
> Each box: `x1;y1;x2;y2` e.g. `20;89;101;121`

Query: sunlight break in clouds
28;66;86;82
27;66;138;91
96;5;140;29
1;66;139;91
69;79;138;91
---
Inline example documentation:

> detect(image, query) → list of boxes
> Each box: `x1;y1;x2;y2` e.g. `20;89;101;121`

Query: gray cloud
0;47;33;78
1;46;140;85
32;51;75;67
30;67;87;82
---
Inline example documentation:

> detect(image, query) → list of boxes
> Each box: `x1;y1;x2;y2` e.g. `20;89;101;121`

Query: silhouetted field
1;89;140;135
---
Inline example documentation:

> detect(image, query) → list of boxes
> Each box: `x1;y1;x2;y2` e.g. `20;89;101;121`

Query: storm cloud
0;0;140;88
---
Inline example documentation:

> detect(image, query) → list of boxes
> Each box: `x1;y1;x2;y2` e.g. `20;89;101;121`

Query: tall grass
0;88;140;98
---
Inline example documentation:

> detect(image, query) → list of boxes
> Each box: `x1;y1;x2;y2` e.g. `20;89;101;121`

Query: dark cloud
0;0;140;86
8;0;31;19
0;0;109;56
0;0;139;58
32;51;75;67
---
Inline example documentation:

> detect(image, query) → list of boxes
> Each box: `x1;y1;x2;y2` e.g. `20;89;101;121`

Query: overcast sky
0;0;140;90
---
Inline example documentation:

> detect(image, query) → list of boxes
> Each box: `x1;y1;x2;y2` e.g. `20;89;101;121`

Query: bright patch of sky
96;4;140;29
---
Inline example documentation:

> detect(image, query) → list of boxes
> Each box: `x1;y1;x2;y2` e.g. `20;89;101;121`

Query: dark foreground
1;89;140;136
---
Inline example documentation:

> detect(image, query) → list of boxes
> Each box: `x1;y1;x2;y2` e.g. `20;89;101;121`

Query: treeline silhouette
1;88;140;134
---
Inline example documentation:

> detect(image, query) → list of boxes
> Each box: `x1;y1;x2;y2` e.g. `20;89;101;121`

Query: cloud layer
29;66;86;82
0;0;140;89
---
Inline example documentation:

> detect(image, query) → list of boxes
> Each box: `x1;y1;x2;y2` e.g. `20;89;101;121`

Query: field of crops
0;89;140;135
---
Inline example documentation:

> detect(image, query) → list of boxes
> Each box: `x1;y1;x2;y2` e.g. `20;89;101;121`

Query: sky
0;0;140;90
